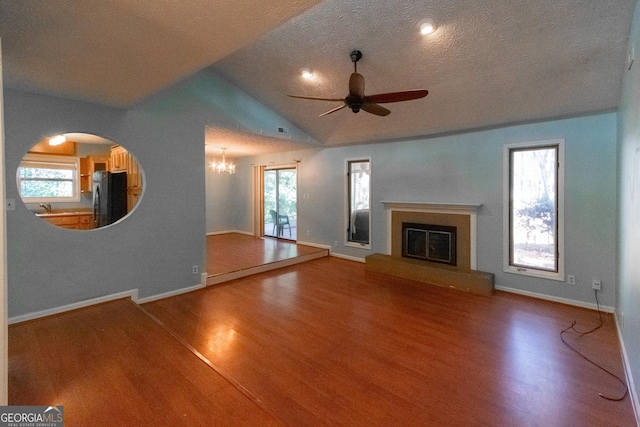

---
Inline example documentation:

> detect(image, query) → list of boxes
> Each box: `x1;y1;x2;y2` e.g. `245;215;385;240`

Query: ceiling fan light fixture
288;50;428;118
418;19;437;35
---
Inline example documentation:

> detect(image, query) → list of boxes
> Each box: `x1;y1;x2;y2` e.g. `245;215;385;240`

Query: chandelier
211;148;235;174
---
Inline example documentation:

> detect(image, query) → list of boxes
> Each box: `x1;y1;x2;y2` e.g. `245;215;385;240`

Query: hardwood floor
9;256;635;426
144;257;635;426
9;299;282;426
206;233;327;278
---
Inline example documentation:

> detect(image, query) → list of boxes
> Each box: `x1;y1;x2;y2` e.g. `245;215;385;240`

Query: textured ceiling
0;0;322;107
205;127;313;158
213;0;636;146
0;0;636;152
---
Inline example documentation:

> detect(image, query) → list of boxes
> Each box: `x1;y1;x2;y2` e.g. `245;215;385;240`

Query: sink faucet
39;203;52;213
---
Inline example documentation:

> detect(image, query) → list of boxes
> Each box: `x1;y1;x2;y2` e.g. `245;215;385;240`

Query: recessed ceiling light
418;19;436;35
49;135;66;146
301;68;315;80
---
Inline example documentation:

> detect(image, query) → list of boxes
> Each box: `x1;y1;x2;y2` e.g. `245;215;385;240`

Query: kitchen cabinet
29;140;76;155
127;156;142;211
79;157;91;194
79;155;109;194
78;214;93;230
40;213;93;230
110;145;128;172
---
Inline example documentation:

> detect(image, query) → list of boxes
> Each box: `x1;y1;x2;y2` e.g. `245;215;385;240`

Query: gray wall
4;68;314;318
217;113;618;309
205;151;254;233
617;0;640;409
4;89;206;316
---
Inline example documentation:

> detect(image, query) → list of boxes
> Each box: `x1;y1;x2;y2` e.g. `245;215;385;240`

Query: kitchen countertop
35;211;92;217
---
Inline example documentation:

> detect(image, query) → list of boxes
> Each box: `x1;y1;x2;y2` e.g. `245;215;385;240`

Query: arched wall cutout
16;132;144;230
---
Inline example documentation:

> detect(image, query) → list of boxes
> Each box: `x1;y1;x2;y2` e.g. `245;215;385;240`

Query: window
504;140;564;280
347;159;370;247
17;154;81;203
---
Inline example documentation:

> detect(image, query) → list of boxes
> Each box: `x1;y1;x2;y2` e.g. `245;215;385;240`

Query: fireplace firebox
402;223;457;266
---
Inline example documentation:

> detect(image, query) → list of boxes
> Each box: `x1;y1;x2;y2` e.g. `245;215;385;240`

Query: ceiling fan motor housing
345;94;363;113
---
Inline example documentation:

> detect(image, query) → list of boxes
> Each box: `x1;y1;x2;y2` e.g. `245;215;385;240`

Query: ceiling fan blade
349;73;365;98
319;104;347;117
287;95;345;102
361;103;391;116
365;89;428;104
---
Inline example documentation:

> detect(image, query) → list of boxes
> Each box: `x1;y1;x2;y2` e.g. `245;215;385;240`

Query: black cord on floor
560;289;628;401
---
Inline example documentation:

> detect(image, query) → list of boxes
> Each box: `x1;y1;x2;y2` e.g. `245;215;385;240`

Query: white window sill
504;266;564;282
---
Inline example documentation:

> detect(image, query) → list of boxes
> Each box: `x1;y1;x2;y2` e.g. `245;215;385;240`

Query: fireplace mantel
382;201;481;269
381;201;482;213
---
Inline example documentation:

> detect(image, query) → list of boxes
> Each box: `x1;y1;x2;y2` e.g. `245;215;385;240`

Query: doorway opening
263;167;297;241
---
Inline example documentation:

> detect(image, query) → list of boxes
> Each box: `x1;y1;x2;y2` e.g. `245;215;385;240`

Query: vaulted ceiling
1;0;636;152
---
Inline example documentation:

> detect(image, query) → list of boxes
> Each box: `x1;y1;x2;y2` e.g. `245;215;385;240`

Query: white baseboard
8;289;139;325
295;240;331;250
137;283;206;304
206;230;253;236
9;278;209;324
494;285;615;313
295;241;366;263
206;250;327;286
330;252;366;263
615;313;640;426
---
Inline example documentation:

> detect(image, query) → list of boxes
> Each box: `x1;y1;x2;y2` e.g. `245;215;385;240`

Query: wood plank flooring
9;255;635;426
9;299;283;426
206;233;328;285
144;257;635;426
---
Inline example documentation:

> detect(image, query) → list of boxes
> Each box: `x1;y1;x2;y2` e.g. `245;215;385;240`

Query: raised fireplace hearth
365;202;494;296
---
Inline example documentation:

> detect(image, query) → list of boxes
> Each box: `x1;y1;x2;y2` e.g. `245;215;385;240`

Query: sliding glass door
264;168;297;240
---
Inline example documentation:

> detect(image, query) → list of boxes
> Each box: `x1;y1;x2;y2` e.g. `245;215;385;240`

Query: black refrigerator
93;171;127;228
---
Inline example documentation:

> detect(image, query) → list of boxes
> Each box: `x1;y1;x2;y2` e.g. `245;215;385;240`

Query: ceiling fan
288;50;428;117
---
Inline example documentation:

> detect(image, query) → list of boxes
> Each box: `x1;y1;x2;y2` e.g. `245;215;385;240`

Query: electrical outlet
192;265;199;275
567;275;575;285
592;279;601;291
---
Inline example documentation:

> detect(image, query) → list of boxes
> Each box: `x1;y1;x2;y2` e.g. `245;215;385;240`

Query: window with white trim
17;154;81;203
347;159;370;247
504;140;564;280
